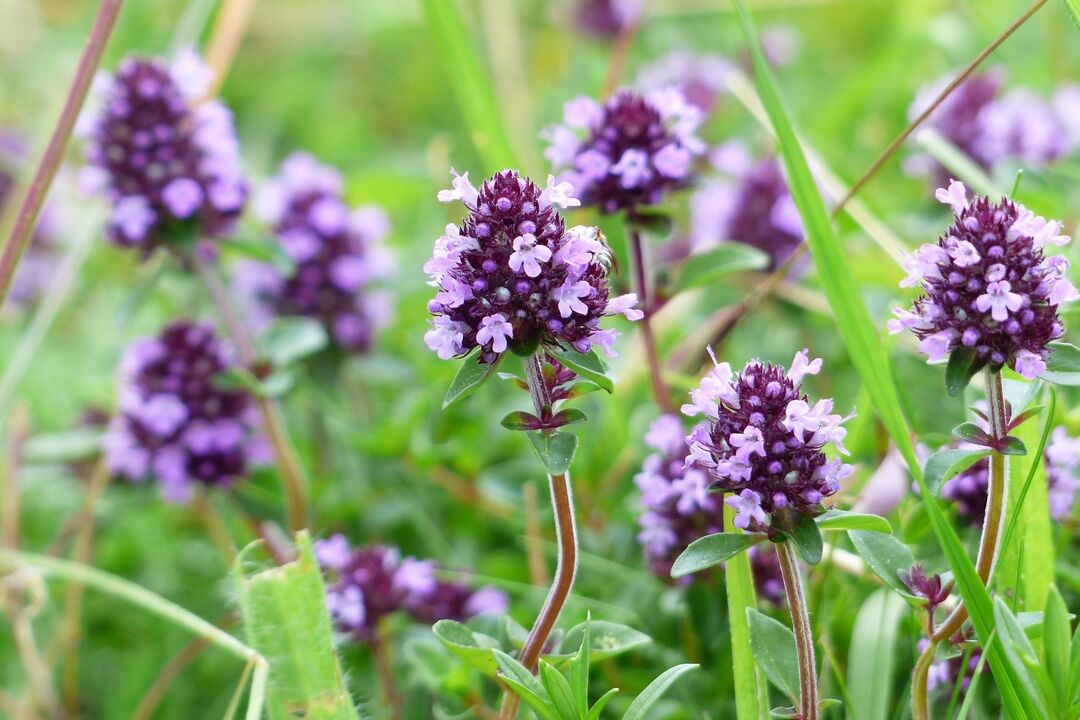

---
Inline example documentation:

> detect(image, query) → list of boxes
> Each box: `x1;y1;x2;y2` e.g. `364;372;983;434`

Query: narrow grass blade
418;0;518;170
724;505;768;720
729;2;1036;715
847;589;906;720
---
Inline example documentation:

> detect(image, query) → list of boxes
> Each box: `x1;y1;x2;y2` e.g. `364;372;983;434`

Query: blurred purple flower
683;349;853;532
238;152;393;354
79;49;247;256
425;169;638;363
543;89;704;213
103;321;267;503
748;544;785;605
576;0;643;38
889;181;1075;379
636;52;733;114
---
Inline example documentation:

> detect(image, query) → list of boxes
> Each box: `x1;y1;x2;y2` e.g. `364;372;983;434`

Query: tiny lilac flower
82;53;247;254
684;350;853;531
544;89;704;213
893;181;1073;375
425;170;632;363
606;293;644;321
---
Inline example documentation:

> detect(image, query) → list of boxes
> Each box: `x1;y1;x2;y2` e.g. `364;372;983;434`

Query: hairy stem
0;0;125;308
911;370;1008;719
628;228;674;414
777;541;817;720
190;256;309;534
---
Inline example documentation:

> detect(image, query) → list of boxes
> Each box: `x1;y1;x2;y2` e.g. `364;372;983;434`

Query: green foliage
814;509;892;534
1043;343;1080;386
256;317;329;370
925;448;993;494
547;347;615;394
525;430;579;475
746;608;799;704
670;532;767;578
847;590;907;720
443;352;504;408
674;244;770;292
232;532;357;720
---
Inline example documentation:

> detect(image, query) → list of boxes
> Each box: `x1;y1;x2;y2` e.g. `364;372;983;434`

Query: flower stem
190;255;310;534
0;0;126;309
777;541;817;720
500;356;580;720
628;228;674;414
372;625;404;720
911;370;1008;719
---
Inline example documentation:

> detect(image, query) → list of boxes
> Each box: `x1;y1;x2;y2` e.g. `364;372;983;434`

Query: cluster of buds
424;169;640;364
907;70;1080;182
889;181;1076;380
682;349;853;532
543;89;705;213
690;142;804;270
239;153;394;354
79;50;247;255
104;321;267;503
314;534;507;642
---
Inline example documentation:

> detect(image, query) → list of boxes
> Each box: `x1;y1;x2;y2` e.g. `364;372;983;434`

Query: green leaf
1044;587;1071;709
443;352;503;409
539;661;577;720
999;435;1028;456
815;510;891;534
675;244;770;292
586;689;619;720
847;530;920;603
232;532;358;720
22;428;103;463
215;366;296;399
620;664;699;720
221;237;296;273
557;620;651;662
946;347;985;397
1066;0;1080;30
994;598;1048;716
723;505;769;720
570;620;590;716
256;317;329;369
525;431;578;475
551;408;588;427
670;532;767;578
495;650;558;720
782;512;823;565
924;448;992;494
847;589;907;720
417;0;517;170
432;619;499;676
627;210;675;239
952;422;991;445
746;608;799;704
500;411;540;431
734;0;1035;712
1042;342;1080;386
547;347;614;393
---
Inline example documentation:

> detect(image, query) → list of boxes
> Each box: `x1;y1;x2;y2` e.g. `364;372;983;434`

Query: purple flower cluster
636;52;733;114
239;153;393;354
0;129;60;307
906;70;1080;181
635;415;723;579
543;89;704;213
80;50;247;255
683;349;853;531
943;426;1080;524
889;181;1076;379
575;0;643;38
104;321;267;503
314;534;507;642
690;143;804;270
424;169;640;363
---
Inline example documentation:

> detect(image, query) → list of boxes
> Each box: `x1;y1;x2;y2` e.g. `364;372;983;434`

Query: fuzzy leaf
432;619;499;676
1042;342;1080;386
676;244;770;292
525;431;578;475
999;436;1028;456
952;422;991;445
551;408;588;427
847;530;921;603
500;411;540;431
670;532;767;578
620;663;698;720
557;620;651;662
548;346;614;393
443;352;502;409
924;448;991;494
946;346;984;397
784;512;823;565
815;510;891;534
746;608;799;703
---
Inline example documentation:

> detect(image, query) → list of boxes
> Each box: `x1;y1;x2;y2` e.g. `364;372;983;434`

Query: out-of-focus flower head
889;181;1075;380
424;169;640;363
636;52;734;114
314;534;506;642
575;0;643;38
103;321;267;503
683;348;854;532
79;49;247;256
690;142;803;271
543;89;705;214
238;152;393;354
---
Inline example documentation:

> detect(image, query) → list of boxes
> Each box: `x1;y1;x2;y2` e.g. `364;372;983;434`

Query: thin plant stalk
189;255;310;534
777;541;818;720
0;0;126;308
628;228;675;414
499;355;580;720
911;370;1008;720
372;624;404;720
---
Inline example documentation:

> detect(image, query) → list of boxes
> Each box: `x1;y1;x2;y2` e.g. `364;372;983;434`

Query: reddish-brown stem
777;541;818;720
372;628;404;720
628;228;675;414
0;0;126;309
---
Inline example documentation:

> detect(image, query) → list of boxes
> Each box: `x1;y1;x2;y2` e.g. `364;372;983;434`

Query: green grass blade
729;2;1035;715
418;0;519;170
847;589;906;720
233;532;358;720
1065;0;1080;30
724;505;768;720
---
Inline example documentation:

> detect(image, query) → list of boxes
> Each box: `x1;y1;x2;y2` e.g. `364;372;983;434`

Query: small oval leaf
443;353;503;409
815;510;892;534
670;532;766;578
